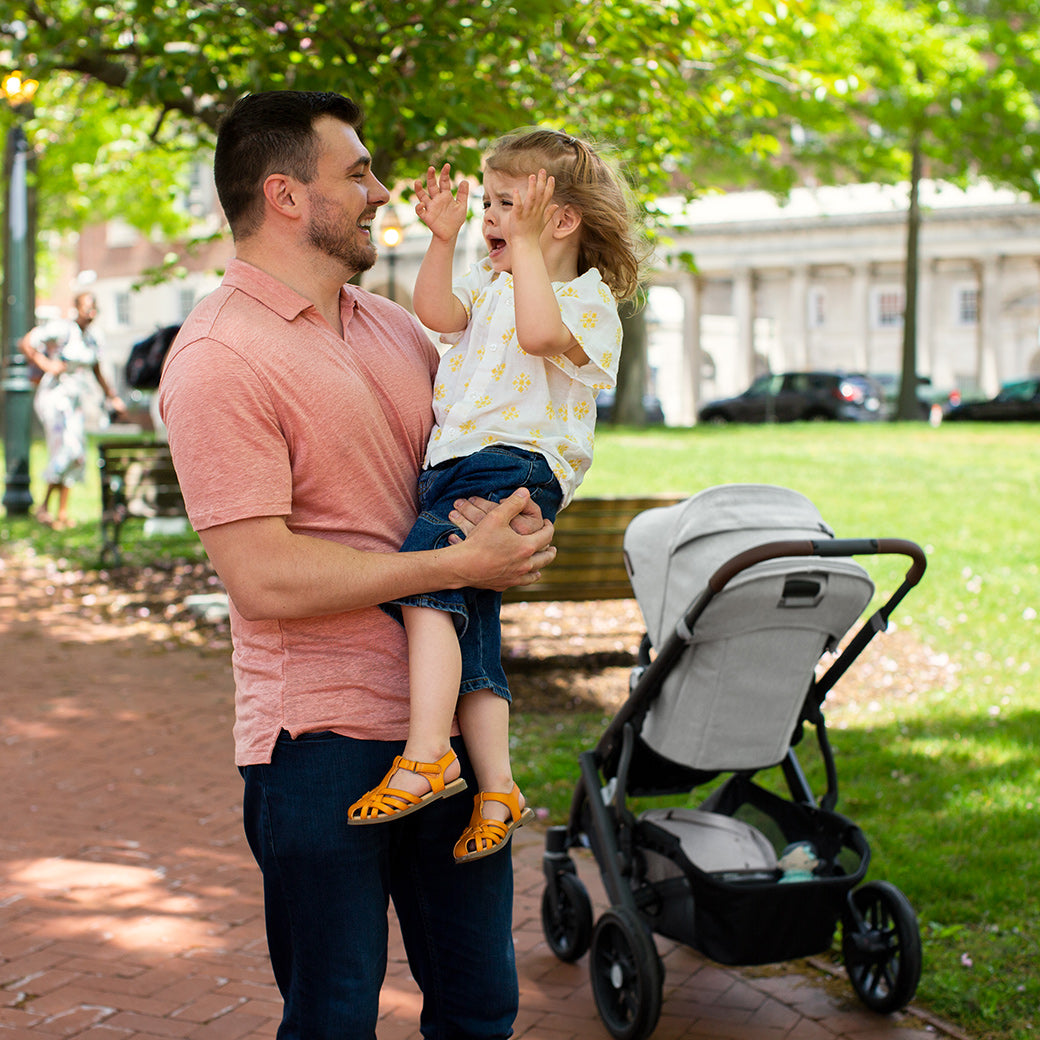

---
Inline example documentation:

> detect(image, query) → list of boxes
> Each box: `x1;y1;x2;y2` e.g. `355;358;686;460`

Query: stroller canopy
624;484;835;645
622;485;874;771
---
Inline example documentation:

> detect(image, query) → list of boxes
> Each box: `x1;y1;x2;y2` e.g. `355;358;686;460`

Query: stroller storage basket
636;776;869;966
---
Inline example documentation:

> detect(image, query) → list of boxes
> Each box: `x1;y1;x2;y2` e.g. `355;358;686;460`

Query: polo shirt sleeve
160;336;294;532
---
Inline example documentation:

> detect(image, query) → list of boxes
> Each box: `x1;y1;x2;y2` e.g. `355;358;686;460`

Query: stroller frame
541;494;927;1040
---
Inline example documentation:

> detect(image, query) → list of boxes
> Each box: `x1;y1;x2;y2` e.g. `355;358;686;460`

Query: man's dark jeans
242;730;518;1039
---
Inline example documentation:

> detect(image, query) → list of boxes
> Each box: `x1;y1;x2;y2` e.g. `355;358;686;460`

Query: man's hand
449;488;556;591
449;490;548;538
414;163;470;242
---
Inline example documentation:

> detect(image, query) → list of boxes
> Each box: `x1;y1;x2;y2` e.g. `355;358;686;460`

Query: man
158;91;555;1038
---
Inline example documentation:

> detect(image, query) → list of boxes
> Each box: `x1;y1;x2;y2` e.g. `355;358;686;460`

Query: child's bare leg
456;689;517;823
390;604;462;797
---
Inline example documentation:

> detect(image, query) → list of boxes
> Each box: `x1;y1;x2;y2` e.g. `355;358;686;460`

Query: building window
808;287;826;328
956;287;979;325
874;289;904;328
115;291;132;326
105;219;139;248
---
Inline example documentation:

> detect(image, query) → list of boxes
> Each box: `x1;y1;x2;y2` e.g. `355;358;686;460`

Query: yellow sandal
453;785;535;863
348;749;466;825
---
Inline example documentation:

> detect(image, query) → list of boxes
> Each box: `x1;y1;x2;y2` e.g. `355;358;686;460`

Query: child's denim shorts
386;445;562;700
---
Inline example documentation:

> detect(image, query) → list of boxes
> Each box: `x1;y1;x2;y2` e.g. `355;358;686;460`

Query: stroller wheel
541;872;593;963
842;880;922;1013
589;907;663;1040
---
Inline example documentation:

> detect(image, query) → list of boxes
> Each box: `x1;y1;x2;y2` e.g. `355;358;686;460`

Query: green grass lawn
3;421;1038;1039
517;422;1039;1040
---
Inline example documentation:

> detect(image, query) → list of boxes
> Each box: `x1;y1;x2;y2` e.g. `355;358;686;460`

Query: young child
348;128;643;862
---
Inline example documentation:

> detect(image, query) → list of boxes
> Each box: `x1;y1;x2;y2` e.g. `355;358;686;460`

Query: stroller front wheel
589;907;663;1040
541;872;593;963
842;879;922;1013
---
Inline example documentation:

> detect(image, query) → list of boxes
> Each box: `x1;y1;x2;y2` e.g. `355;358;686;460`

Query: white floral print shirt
426;259;621;506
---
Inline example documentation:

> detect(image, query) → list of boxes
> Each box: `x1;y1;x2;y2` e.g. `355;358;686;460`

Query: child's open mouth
487;237;506;259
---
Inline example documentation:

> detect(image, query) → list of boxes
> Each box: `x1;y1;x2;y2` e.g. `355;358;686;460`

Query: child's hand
414;163;470;241
511;169;559;246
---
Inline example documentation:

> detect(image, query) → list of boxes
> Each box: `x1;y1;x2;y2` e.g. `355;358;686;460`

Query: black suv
698;371;884;424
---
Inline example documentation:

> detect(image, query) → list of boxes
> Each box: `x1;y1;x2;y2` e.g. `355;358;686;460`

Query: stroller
540;484;926;1040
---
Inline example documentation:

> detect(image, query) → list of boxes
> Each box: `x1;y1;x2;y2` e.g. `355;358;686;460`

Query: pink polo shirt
158;259;439;765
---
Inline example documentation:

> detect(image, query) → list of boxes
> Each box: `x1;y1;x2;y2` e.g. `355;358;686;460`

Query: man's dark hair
214;91;364;239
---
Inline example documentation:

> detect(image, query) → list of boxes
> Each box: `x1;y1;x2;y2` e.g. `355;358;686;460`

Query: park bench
97;438;187;565
502;494;683;603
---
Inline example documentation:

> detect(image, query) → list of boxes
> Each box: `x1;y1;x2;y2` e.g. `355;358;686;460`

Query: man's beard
306;192;377;274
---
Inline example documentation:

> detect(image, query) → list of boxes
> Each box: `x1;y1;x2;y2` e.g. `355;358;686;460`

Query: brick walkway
0;551;968;1039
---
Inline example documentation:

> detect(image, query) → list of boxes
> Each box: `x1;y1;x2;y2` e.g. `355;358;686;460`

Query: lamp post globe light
379;209;403;303
2;69;39;515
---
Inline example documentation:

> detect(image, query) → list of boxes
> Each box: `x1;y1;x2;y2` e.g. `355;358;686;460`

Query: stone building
647;180;1040;424
74;172;1040;427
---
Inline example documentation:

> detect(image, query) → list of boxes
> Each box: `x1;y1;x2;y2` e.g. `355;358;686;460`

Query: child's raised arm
510;171;588;366
412;164;470;335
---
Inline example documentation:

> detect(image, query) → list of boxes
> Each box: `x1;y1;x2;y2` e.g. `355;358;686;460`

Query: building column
918;258;936;377
676;271;702;425
977;256;1002;393
789;264;809;369
733;266;755;381
850;262;870;371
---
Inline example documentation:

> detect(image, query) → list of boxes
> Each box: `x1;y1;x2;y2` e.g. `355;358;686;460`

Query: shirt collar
224;257;360;326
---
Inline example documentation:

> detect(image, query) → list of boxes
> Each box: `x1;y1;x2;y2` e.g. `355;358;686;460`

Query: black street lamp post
2;70;38;516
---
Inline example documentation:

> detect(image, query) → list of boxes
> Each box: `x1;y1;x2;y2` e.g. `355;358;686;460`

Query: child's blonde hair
484;128;645;304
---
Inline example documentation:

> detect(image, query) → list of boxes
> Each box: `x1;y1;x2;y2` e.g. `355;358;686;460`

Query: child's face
480;168;554;273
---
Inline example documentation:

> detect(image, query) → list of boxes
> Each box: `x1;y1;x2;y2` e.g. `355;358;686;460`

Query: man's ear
552;204;582;239
263;174;302;219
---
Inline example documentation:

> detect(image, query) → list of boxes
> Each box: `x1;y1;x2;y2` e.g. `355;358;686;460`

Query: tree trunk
615;300;648;425
897;134;923;421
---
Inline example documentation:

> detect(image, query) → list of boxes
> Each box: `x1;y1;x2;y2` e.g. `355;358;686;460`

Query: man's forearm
198;492;554;622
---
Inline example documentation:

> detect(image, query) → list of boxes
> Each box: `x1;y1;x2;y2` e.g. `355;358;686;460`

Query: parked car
944;376;1040;422
595;388;665;425
698;371;884;424
870;372;962;420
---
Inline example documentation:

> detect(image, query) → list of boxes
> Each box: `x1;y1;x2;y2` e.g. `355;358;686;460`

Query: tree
791;0;1040;416
0;1;852;420
2;2;832;201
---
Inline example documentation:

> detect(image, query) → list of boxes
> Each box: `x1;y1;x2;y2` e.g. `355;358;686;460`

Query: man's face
303;118;389;276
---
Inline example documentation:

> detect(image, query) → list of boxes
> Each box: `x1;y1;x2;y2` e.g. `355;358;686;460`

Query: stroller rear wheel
589;907;663;1040
541;872;593;962
842;880;922;1013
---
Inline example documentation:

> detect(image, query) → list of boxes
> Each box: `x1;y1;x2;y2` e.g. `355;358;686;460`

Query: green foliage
1;0;847;234
21;76;202;237
800;0;1040;197
5;2;1039;237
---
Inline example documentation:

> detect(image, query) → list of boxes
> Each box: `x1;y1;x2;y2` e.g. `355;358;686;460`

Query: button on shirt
426;260;621;506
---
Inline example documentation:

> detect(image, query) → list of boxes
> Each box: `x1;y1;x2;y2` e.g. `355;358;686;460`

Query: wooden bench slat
502;493;682;603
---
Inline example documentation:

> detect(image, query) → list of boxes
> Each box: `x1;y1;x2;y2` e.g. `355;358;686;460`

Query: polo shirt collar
224;257;360;326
